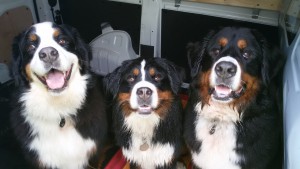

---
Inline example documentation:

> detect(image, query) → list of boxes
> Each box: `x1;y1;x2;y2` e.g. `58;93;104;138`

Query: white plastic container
89;23;138;75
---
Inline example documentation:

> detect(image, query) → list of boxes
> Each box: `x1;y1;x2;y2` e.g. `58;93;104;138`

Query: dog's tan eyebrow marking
149;68;155;76
237;39;247;49
133;68;140;76
29;34;37;42
219;37;228;47
53;29;60;38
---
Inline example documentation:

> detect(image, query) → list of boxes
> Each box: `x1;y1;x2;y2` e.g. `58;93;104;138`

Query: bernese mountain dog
10;22;107;169
184;27;283;169
103;57;184;169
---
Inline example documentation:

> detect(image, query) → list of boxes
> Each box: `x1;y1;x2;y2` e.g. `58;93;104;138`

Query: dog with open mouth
104;57;184;169
184;27;283;169
10;22;108;169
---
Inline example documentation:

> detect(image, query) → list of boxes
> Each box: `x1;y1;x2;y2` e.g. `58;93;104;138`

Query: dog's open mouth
35;64;73;92
211;82;246;102
137;105;152;115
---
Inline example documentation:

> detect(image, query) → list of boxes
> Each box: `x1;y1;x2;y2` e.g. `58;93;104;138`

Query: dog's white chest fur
20;74;96;169
30;123;95;169
192;102;242;169
122;112;175;169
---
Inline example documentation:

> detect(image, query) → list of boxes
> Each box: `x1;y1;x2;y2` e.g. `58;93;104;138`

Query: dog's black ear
251;29;286;86
103;67;121;98
268;47;286;82
60;24;91;74
157;58;185;94
10;32;27;86
251;29;271;85
186;41;200;73
103;60;131;98
187;30;215;78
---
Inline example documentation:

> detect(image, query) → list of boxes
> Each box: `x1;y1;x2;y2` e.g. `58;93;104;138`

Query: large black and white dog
10;22;107;169
184;27;283;169
104;57;184;169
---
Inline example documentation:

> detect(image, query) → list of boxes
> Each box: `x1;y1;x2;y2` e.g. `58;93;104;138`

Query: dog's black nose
39;47;59;63
136;87;152;100
215;61;237;79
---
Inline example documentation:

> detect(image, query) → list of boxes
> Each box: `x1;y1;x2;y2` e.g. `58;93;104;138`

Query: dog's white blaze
141;60;146;81
21;64;95;169
210;56;241;90
123;113;175;168
29;125;95;169
129;60;159;109
30;22;78;80
192;102;241;169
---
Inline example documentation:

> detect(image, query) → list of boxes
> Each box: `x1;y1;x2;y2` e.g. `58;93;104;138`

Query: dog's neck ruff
195;101;240;123
19;72;95;169
20;71;89;139
193;101;241;169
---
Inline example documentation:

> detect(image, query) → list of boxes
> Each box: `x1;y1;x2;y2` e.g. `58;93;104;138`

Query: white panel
140;0;162;57
280;0;300;169
163;0;279;26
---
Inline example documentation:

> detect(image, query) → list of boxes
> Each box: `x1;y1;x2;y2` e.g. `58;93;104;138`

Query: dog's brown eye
59;39;66;45
243;52;250;60
28;44;36;51
154;74;162;81
212;49;220;56
127;75;135;82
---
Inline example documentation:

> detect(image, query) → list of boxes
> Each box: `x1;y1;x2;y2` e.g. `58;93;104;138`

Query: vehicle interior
0;0;299;168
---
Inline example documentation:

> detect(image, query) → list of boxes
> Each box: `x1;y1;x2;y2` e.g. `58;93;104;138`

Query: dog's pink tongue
215;85;231;96
46;71;65;89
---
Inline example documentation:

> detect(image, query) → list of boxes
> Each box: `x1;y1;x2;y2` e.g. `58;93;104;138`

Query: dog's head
104;57;184;117
11;22;90;94
187;27;279;105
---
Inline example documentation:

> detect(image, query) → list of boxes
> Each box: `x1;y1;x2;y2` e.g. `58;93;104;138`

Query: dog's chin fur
10;22;107;169
184;27;282;169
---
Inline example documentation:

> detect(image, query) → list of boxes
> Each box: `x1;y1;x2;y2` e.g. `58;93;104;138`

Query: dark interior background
59;0;142;54
59;1;279;82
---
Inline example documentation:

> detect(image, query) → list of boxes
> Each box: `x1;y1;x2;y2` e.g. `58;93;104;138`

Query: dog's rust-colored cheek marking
118;92;131;101
198;71;212;104
232;73;260;109
87;145;97;158
219;37;228;47
118;93;133;117
25;64;33;82
155;90;173;119
237;39;247;49
149;68;156;77
37;160;46;169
